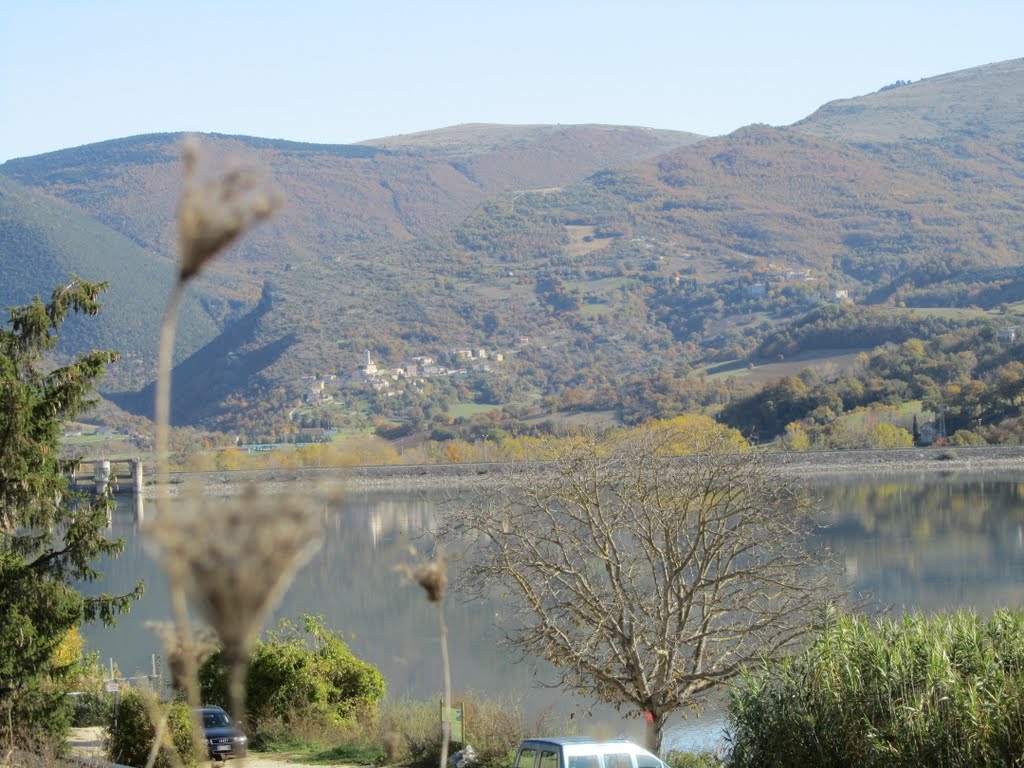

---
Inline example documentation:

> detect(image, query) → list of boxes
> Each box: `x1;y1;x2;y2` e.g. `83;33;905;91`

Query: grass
514;409;621;431
563;276;632;294
701;349;869;384
61;432;129;445
328;426;375;441
577;301;610;318
447;402;504;419
477;284;517;300
564;225;615;257
903;306;991;320
254;740;387;765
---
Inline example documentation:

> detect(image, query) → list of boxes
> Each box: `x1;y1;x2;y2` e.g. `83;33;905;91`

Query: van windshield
604;754;632;768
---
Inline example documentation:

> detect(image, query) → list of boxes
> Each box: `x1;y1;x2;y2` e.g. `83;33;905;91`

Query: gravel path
66;727;107;761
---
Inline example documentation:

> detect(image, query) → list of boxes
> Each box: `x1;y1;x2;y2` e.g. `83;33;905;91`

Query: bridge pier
132;458;143;495
94;460;111;494
74;458;144;496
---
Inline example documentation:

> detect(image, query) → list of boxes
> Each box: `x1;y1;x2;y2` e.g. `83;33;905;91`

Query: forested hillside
0;174;224;389
2;59;1023;439
1;125;702;272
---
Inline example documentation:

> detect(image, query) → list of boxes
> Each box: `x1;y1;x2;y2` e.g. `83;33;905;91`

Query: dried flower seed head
177;135;283;282
145;621;218;691
398;549;448;602
143;484;322;668
382;731;403;761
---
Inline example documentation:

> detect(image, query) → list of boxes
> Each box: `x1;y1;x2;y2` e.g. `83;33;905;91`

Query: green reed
727;608;1024;768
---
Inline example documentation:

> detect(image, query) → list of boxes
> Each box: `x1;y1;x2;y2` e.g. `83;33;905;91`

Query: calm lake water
79;470;1024;751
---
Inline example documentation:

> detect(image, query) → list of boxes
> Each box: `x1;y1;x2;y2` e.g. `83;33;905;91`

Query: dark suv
196;706;248;761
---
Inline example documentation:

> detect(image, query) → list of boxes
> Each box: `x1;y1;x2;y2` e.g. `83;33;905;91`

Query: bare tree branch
439;427;848;752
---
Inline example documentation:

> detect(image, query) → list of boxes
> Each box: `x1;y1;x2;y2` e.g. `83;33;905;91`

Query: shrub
199;614;386;748
948;429;986;446
69;691;112;727
106;688;194;768
726;609;1024;768
665;752;724;768
381;697;441;768
68;646;115;727
379;692;570;768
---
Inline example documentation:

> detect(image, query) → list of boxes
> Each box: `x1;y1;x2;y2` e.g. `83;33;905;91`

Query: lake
79;470;1024;751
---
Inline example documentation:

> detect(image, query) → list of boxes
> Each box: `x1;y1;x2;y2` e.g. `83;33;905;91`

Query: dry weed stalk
145;484;322;729
176;137;281;282
135;684;187;768
144;136;284;764
155;136;282;485
398;549;452;768
145;622;219;692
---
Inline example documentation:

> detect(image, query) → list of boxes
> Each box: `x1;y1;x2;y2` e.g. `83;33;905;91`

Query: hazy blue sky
1;0;1021;162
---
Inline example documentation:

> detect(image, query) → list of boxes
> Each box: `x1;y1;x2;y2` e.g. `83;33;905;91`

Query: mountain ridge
0;124;704;261
2;57;1022;432
792;57;1024;144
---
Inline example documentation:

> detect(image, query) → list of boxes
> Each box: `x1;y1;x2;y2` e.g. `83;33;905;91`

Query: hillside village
302;346;509;404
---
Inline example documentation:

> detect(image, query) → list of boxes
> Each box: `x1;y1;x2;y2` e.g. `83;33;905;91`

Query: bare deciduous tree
441;428;846;752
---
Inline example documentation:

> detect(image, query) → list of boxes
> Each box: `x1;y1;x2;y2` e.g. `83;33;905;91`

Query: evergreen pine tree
0;277;141;750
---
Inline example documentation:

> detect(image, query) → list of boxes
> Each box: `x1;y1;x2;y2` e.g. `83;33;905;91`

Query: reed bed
726;608;1024;768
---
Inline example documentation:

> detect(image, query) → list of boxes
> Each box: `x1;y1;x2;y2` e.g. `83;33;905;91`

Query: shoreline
148;445;1024;497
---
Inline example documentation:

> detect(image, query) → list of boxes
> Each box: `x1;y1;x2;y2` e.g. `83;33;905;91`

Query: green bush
726;609;1024;768
106;688;194;768
68;651;116;727
199;614;386;748
665;751;724;768
69;691;112;727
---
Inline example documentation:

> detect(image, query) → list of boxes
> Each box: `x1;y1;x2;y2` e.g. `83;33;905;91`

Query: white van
513;738;669;768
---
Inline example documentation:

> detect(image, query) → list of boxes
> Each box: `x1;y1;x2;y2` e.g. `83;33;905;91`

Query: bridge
69;458;144;496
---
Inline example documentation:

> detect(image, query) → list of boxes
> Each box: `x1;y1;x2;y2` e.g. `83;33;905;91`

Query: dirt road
67;727;332;768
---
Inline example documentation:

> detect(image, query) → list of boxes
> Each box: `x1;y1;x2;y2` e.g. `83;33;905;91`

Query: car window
568;756;599;768
539;749;559;768
603;753;633;768
201;710;230;728
517;748;538;768
636;755;663;768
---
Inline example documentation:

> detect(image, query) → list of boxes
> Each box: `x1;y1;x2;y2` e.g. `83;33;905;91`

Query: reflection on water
80;471;1024;752
814;472;1024;614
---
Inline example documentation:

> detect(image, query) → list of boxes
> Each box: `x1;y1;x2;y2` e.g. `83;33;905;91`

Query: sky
1;0;1022;163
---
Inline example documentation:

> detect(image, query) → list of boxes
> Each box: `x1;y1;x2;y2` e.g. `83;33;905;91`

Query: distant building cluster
303;374;337;405
760;262;816;280
739;263;850;304
352;348;505;394
300;347;509;403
